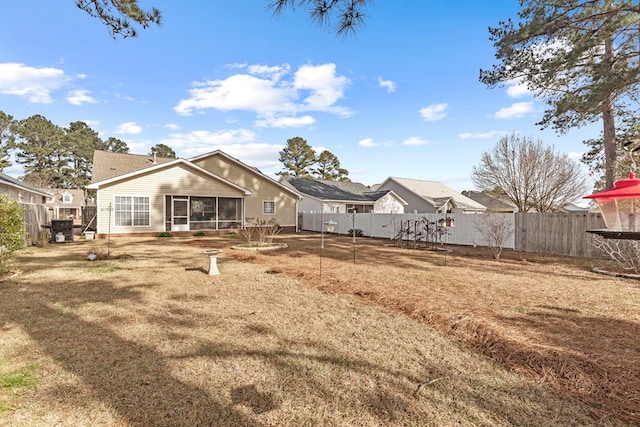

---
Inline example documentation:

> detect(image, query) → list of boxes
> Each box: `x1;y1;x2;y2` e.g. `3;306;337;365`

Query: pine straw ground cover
0;233;636;426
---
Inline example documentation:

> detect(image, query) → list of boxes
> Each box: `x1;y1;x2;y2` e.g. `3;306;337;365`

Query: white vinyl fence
299;212;515;249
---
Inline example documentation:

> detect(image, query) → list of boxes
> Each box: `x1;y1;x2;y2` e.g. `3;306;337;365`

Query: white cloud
506;79;531;98
116;122;143;134
378;76;396;93
164;123;180;130
174;62;352;119
255;115;316;128
458;130;507;139
419;103;448;121
158;129;280;168
0;62;70;103
403;137;429;146
494;102;534;119
567;151;584;161
358;138;381;148
293;63;351;116
247;64;290;80
67;89;98;106
161;128;257;151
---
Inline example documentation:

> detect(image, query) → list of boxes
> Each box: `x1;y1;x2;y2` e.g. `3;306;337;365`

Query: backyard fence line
20;203;50;245
299;212;606;258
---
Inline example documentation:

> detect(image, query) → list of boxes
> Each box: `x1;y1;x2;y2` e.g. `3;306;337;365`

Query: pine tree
13;115;67;187
313;150;350;181
277;137;316;178
480;0;640;189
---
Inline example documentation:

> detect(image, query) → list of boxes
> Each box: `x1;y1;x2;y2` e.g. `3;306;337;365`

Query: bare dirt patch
0;232;637;426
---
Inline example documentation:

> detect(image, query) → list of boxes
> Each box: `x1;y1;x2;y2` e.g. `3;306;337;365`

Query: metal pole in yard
352;212;356;263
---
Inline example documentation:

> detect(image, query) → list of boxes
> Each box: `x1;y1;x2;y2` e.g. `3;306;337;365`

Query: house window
114;196;150;227
62;193;73;204
263;200;275;215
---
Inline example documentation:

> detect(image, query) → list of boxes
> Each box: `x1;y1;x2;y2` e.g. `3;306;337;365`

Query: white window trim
113;195;150;227
262;200;276;215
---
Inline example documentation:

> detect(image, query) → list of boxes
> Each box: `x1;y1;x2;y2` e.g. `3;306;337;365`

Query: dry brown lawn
0;232;638;426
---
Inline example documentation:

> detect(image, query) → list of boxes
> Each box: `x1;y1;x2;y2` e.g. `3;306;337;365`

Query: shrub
475;213;514;259
0;194;26;274
193;231;206;237
347;228;364;237
157;232;172;238
239;218;281;246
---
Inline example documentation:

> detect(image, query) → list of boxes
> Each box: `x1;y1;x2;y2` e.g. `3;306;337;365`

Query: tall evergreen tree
480;0;640;189
104;136;129;153
277;137;316;178
13;115;67;187
65;121;106;187
149;143;176;159
0;111;15;171
313;150;350;181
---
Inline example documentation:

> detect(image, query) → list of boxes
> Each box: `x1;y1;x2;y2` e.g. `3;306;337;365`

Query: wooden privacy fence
299;212;606;258
514;212;605;258
19;203;50;245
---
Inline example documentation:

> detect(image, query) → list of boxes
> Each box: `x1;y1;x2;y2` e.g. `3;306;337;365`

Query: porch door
172;198;189;231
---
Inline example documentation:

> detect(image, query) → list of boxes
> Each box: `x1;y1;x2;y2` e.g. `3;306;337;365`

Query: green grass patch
1;370;35;389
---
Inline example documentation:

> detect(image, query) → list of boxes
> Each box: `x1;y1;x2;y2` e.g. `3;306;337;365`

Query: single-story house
86;150;301;237
461;190;517;213
375;177;486;214
280;176;407;214
0;172;50;204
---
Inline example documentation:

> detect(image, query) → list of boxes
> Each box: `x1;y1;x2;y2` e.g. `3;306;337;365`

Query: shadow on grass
0;279;265;427
1;237;602;426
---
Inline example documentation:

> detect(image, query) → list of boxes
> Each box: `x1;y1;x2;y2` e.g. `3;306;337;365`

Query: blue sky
0;1;598;192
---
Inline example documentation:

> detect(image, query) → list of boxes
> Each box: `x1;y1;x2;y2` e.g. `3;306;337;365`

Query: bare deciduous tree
472;133;587;212
475;213;514;260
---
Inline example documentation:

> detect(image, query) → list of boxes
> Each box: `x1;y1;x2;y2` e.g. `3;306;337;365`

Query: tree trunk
603;37;617;190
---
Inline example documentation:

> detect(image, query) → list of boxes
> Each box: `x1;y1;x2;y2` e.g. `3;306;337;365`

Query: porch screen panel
218;197;242;229
190;197;216;230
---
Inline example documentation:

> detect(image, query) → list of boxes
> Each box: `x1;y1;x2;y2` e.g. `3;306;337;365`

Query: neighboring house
375;177;486;214
280;177;407;214
0;172;51;244
461;190;517;213
86;150;301;237
44;188;87;224
555;202;591;213
0;172;50;204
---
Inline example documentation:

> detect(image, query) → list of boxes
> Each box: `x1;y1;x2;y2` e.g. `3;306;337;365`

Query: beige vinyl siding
95;164;245;234
193;155;298;226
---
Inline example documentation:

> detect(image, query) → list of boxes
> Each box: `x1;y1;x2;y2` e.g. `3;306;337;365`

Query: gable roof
86;157;251;195
44;188;86;208
91;150;175;183
0;172;50;197
189;150;301;199
381;177;486;211
461;190;517;212
280;177;404;204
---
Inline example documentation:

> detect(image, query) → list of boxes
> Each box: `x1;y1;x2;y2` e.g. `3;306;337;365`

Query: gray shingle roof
0;172;50;197
91;150;174;183
281;177;380;202
461;191;516;212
